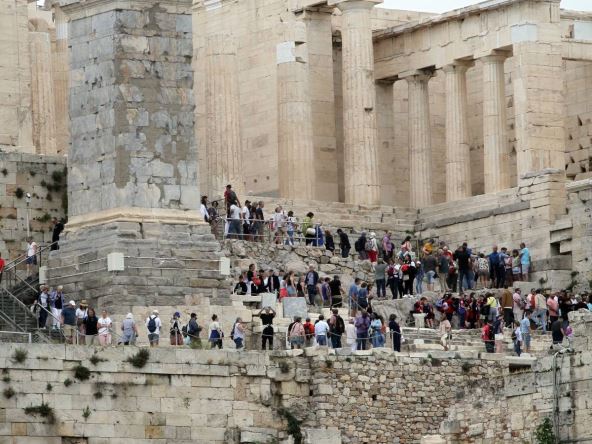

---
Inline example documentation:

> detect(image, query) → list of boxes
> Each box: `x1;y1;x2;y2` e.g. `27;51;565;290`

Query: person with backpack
482;320;495;353
186;312;202;347
170;312;183;346
145;310;162;347
386;261;400;300
355;232;368;260
328;308;345;349
231;317;246;349
288;317;305;349
303;317;315;347
357;283;369;311
209;314;224;349
305;264;320;306
336;229;351;258
366;232;378;263
370;313;384;348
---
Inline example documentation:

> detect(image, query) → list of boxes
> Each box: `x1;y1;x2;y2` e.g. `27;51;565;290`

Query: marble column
444;63;472;201
482;54;510;193
406;73;433;208
332;0;382;205
52;6;70;155
205;33;244;198
277;21;315;200
29;19;57;155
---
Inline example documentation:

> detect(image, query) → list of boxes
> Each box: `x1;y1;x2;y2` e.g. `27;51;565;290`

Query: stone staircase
0;288;50;343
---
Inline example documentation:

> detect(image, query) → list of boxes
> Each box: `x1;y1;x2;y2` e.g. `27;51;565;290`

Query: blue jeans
371;331;384;348
356;332;368;350
534;309;547;333
376;279;386;298
234;337;244;349
415;275;424;294
307;285;317;305
330;334;341;349
316;335;327;346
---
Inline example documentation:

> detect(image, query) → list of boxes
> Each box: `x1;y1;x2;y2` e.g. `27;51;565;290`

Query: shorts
290;337;304;346
521;264;530;274
26;256;37;265
426;270;436;284
148;333;160;344
523;333;531;349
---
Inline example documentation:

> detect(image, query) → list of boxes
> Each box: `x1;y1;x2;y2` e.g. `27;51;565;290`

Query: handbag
306;228;316;236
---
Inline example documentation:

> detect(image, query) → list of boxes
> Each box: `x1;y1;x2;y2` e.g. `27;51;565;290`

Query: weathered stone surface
282;297;308;320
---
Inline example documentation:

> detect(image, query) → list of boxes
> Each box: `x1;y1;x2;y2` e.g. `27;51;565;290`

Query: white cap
152;309;159;314
69;300;75;306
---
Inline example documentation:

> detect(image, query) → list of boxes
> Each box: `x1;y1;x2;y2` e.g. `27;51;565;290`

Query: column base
48;211;230;313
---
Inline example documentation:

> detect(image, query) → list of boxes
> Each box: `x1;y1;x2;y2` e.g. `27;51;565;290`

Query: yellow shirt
487;296;498;308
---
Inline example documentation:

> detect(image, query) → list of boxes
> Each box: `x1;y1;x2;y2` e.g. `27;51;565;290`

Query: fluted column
52;6;70;155
406;73;433;208
205;33;244;197
482;54;510;193
444;63;472;201
29;20;57;155
277;21;315;200
333;0;382;205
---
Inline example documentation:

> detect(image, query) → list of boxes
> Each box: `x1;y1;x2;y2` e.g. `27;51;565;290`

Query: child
513;321;522;356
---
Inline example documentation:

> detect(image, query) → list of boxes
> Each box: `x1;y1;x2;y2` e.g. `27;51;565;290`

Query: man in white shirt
513;321;523;356
145;310;162;347
26;237;38;276
241;200;251;239
228;201;242;239
273;206;287;244
314;314;330;346
37;286;49;328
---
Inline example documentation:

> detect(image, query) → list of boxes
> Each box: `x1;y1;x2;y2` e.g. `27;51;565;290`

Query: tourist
25;236;38;277
501;285;514;328
345;318;357;352
482;320;495;353
232;317;246;349
439;316;452;351
348;278;361;314
97;310;112;346
446;259;458;293
224;184;239;216
329;275;344;308
401;258;415;296
288;317;305;349
336;229;351;258
146;309;162;347
453;244;471;293
186;312;202;347
303;317;315;347
199;196;210;223
61;300;78;344
366;232;378;263
51;217;64;251
321;277;332;307
512;288;524;324
414;260;424;295
357;282;369;311
227;199;242;239
513;321;523;356
286;272;297;297
259;307;276;350
382;232;394;261
37;286;49;329
488;246;501;288
511;249;521;282
49;286;65;330
374;259;387;299
387;261;400;300
272;206;286;244
400;236;413;259
286;210;297;245
485;292;498;322
241;200;252;239
499;247;511;287
388;314;401;352
355;232;368;260
532;289;547;332
476;253;489;288
328;308;345;349
208;200;219;224
355;311;371;350
494;313;504;353
422;253;437;292
302;212;315;245
520;311;532;353
234;272;248;295
314;314;330;346
253;201;265;241
325;230;335;253
75;300;88;345
519;242;531;281
466;293;480;329
370;313;384;348
170;312;183;346
305;264;320;306
83;308;99;345
551;317;565;348
120;313;138;345
297;275;306;298
565;321;574;348
208;314;224;349
265;269;280;294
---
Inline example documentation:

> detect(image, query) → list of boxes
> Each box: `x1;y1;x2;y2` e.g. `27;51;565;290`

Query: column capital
442;60;474;74
400;69;434;83
329;0;383;12
479;52;509;64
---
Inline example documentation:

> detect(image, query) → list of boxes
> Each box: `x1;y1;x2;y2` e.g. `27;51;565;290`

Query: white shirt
314;320;330;337
273;211;286;228
75;308;87;319
242;206;250;220
27;242;37;257
145;316;162;335
199;204;209;220
38;292;48;308
97;317;112;335
345;324;356;344
514;327;523;343
229;204;241;220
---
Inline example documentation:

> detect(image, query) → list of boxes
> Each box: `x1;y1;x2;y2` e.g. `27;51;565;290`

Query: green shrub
73;364;91;381
14;188;24;199
24;402;55;424
12;348;27;364
89;354;106;366
126;349;150;368
534;417;555;444
63;378;73;387
82;406;91;420
277;408;302;444
46;383;53;392
3;387;15;399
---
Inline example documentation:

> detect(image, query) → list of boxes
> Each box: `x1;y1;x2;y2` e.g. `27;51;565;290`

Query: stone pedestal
406;73;433;208
482;54;510;193
50;0;229;312
277;21;315;200
332;0;382;205
205;32;244;197
444;63;471;201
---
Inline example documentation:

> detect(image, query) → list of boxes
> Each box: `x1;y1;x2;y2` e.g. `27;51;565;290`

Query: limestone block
282;297;308;320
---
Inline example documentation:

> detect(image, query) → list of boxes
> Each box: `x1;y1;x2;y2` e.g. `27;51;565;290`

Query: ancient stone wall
0;152;66;260
566;179;592;292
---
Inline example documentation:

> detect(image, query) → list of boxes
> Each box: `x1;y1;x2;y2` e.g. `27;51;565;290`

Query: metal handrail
3;241;58;272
